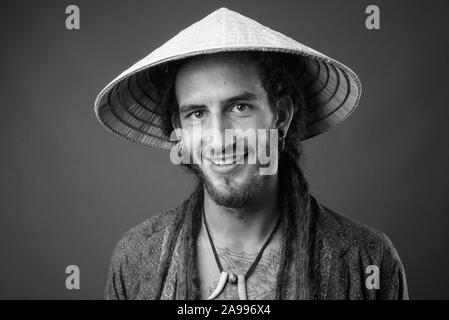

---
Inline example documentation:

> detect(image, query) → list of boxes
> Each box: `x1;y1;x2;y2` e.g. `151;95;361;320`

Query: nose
202;112;234;157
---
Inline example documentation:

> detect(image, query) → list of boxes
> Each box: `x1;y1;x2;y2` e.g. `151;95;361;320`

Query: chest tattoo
207;246;281;300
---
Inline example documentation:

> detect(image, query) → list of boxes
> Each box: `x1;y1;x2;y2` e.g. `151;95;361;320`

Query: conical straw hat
94;7;362;150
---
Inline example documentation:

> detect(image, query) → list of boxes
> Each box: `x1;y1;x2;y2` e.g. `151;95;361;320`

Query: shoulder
311;198;408;299
312;196;401;263
110;204;182;264
311;196;408;299
105;203;185;299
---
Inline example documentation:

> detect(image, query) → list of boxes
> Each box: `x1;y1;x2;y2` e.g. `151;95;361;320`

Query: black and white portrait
1;0;449;302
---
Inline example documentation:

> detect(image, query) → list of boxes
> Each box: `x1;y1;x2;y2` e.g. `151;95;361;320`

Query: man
95;8;408;300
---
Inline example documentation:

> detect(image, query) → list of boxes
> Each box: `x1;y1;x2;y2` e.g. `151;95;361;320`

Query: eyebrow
179;91;259;114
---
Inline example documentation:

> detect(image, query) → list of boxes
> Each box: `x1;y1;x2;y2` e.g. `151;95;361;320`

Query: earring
279;132;285;153
177;139;184;158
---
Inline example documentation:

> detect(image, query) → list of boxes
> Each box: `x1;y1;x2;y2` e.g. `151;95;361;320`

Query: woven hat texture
94;7;362;150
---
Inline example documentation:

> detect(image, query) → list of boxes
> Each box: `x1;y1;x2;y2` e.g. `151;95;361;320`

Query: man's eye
191;110;205;119
232;104;250;113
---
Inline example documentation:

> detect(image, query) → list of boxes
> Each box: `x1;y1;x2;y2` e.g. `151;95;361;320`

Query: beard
186;163;273;208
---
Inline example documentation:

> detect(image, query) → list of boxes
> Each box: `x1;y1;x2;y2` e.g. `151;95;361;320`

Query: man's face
174;53;278;208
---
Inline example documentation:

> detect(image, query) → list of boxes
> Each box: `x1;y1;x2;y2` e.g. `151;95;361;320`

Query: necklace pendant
237;274;247;300
207;271;228;300
228;272;237;284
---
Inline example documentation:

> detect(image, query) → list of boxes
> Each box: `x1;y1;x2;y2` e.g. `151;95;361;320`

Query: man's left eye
232;104;250;113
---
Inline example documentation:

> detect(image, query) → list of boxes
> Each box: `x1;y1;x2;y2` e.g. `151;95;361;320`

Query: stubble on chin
190;164;271;209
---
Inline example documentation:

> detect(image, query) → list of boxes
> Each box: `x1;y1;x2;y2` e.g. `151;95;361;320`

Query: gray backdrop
1;0;448;299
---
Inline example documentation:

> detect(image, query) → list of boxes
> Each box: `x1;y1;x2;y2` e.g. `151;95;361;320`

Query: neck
202;176;280;252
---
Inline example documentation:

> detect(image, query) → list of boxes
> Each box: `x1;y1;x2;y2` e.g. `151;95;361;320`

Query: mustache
203;138;250;160
201;134;276;158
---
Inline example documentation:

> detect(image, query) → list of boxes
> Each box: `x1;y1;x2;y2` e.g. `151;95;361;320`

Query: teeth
208;153;247;166
211;159;234;166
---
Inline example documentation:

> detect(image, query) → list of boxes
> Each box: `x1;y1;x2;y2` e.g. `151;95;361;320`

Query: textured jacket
105;193;408;300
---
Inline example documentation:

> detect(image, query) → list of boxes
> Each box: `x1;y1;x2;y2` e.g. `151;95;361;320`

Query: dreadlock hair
150;51;314;299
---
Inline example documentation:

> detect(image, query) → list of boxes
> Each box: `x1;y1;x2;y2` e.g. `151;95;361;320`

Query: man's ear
275;96;294;137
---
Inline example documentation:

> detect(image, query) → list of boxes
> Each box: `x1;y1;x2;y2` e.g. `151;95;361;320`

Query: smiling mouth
206;152;248;165
205;152;248;173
